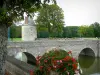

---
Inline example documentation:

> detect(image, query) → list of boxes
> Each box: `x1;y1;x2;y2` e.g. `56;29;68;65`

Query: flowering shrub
34;48;78;75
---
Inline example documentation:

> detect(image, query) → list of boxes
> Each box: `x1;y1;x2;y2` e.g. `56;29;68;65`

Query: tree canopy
0;0;56;27
36;4;64;37
78;25;94;37
90;22;100;38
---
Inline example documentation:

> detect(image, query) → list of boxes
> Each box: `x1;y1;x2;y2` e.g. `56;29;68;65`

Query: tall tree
90;22;100;38
36;4;64;37
0;0;56;74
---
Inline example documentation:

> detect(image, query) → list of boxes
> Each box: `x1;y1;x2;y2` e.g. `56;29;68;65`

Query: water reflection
79;55;95;68
78;55;100;75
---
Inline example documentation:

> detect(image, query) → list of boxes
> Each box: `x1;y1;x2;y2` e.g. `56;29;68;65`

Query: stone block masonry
7;39;100;58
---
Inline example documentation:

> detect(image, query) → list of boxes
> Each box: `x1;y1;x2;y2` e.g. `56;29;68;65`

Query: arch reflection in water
78;48;95;68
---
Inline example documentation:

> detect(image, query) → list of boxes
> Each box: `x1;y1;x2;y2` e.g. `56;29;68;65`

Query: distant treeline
37;22;100;38
9;22;100;38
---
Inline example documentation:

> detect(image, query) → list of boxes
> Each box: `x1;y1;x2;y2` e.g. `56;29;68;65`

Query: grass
8;37;100;42
8;38;22;42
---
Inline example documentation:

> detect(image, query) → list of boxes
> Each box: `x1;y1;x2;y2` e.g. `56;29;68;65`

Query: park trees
36;4;64;37
78;25;94;37
90;22;100;38
63;26;79;38
0;0;56;74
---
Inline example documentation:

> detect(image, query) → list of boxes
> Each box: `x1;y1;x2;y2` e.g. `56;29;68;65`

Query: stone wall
6;56;36;75
7;39;100;58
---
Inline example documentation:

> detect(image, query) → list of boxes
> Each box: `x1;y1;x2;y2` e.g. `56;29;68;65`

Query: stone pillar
22;17;37;41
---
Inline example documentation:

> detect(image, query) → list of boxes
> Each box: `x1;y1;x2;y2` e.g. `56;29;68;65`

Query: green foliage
90;22;100;37
10;26;22;38
87;26;95;37
63;26;79;38
36;4;64;38
37;31;49;38
37;26;49;38
78;25;94;37
9;38;22;41
37;24;96;38
0;0;56;27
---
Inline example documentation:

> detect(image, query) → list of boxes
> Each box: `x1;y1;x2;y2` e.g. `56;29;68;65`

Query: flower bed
34;48;79;75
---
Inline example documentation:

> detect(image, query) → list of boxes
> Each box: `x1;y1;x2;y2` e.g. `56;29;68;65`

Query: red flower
36;61;40;65
48;67;51;71
44;60;48;63
53;60;57;65
68;64;70;66
29;70;34;75
64;68;66;71
57;65;61;68
40;66;43;70
60;63;63;66
35;49;78;75
72;58;76;62
63;56;71;61
72;64;77;70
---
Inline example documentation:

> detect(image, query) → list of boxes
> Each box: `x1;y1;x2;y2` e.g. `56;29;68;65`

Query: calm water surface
78;55;100;75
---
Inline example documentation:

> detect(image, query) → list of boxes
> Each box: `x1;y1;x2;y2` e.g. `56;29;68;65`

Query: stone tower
22;16;37;41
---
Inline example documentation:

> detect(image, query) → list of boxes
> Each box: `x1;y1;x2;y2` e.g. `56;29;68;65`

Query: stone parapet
6;56;36;75
7;39;99;58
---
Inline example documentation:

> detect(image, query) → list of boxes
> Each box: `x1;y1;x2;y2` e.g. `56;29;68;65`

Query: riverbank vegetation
10;22;100;39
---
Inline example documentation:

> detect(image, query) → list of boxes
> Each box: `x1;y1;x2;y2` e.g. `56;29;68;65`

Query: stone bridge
7;39;100;58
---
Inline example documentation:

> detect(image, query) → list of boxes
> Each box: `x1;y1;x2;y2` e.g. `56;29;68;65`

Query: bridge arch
79;48;95;57
15;52;37;66
78;48;95;68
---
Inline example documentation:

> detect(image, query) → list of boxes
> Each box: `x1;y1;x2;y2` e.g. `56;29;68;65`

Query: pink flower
68;51;72;54
57;60;59;62
36;56;42;60
60;60;62;63
75;70;79;74
53;66;57;68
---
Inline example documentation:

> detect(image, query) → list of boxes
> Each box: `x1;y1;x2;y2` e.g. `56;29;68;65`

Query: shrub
34;48;78;75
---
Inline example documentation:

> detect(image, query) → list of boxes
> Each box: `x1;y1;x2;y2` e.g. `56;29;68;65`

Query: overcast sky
56;0;100;26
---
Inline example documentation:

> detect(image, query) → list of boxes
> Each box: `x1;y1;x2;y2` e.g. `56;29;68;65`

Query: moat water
78;55;100;75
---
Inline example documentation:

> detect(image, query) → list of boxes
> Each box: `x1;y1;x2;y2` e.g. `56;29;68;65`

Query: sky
56;0;100;26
